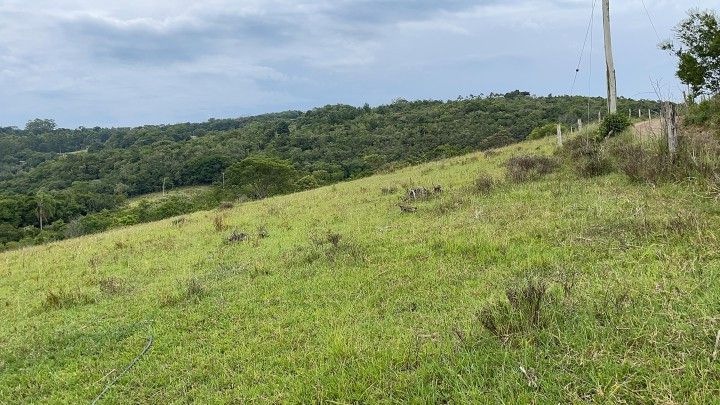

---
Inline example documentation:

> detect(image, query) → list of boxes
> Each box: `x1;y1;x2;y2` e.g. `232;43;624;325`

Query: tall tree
35;190;55;230
25;119;57;135
225;156;297;199
663;10;720;96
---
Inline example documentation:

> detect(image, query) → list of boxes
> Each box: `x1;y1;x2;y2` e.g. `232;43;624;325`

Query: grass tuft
213;215;227;232
478;277;551;344
43;289;96;310
506;155;557;182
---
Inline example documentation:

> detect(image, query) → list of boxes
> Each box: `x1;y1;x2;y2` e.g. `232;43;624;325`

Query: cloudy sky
0;0;718;128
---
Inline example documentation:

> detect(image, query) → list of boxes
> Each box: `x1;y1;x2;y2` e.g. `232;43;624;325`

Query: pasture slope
1;132;719;403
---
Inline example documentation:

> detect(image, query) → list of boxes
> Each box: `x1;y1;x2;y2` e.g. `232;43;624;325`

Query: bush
295;175;319;191
598;113;631;139
218;201;234;210
559;136;612;178
473;173;497;195
685;97;720;127
607;141;671;184
506;155;557;182
528;123;566;140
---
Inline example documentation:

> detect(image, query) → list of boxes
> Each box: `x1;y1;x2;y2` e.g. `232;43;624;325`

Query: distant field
1;131;719;403
125;186;213;207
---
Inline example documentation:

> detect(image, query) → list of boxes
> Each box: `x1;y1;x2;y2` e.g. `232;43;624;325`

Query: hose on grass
91;336;154;405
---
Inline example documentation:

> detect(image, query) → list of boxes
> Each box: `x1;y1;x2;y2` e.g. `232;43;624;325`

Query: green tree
25;119;57;134
663;10;720;96
225;156;297;199
295;175;319;191
35;190;55;230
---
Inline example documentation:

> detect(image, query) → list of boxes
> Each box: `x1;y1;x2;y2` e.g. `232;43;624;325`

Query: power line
640;0;661;42
640;0;675;58
570;0;598;94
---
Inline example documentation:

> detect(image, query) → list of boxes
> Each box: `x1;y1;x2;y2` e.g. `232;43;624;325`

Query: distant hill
0;93;658;250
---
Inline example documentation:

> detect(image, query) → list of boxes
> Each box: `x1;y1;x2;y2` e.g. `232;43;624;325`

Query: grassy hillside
1;94;660;251
2;130;720;403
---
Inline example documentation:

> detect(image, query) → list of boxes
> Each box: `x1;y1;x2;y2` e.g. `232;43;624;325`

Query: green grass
125;185;212;207
1;133;720;403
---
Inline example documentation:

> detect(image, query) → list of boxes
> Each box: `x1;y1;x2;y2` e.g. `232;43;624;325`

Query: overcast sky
1;0;718;128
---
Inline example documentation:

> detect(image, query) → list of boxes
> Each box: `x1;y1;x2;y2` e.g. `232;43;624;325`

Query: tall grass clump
559;135;613;178
506;155;557;182
477;276;558;345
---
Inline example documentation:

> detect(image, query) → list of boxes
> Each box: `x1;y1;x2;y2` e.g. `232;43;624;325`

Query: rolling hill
1;127;719;403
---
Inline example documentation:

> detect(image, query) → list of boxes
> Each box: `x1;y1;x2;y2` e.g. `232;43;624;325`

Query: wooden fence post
663;102;678;156
557;124;563;147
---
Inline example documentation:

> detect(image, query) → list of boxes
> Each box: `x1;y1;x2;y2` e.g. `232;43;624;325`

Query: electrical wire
640;0;661;42
570;0;599;95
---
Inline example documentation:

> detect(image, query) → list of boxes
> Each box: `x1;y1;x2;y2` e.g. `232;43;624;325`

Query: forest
0;93;659;250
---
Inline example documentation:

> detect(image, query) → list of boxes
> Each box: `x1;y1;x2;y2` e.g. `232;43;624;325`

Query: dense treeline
0;92;658;250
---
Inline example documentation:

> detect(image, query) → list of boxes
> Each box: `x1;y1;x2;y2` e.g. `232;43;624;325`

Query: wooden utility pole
602;0;618;114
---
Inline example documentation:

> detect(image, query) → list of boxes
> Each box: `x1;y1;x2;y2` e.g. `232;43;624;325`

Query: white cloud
0;0;717;127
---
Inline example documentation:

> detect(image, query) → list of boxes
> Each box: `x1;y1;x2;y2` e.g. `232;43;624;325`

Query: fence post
663;102;678;157
557;124;563;147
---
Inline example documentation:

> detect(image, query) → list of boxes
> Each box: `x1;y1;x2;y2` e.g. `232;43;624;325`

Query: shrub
506;155;557;182
598;113;631;139
679;131;720;180
606;140;672;184
218;202;234;210
528;123;566;140
559;136;612;178
685;97;720;127
295;175;319;191
473;173;496;195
